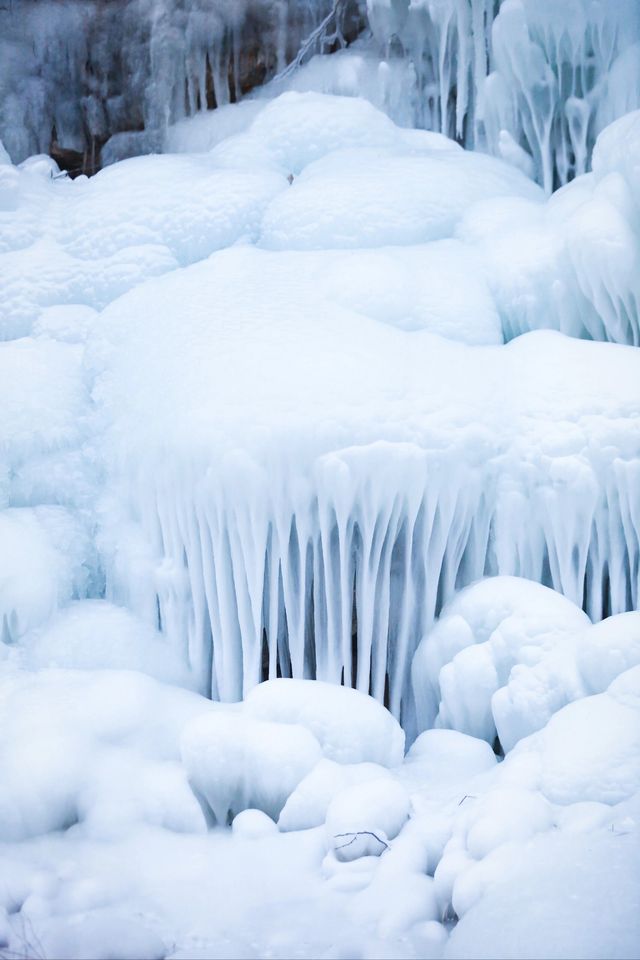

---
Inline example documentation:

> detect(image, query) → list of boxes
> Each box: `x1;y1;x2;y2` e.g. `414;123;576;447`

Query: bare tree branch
334;830;390;852
272;0;349;85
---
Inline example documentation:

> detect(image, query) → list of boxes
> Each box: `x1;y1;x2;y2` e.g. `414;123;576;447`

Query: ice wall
354;0;640;190
102;434;640;729
0;0;343;169
3;0;639;185
91;220;640;727
3;90;640;732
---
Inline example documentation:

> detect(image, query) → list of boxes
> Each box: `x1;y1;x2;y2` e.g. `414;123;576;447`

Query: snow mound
325;778;411;861
0;668;211;841
240;92;403;174
0;153;285;339
181;709;323;824
22;600;193;688
412;576;590;747
260;143;542;251
525;679;640;806
402;729;497;789
244;679;405;766
578;612;640;695
443;830;640;960
232;809;279;840
278;759;393;833
0;508;93;645
61;156;284;263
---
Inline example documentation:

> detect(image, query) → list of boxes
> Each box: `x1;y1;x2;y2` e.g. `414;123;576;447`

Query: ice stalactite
0;0;339;169
83;95;640;725
363;0;640;190
102;444;640;728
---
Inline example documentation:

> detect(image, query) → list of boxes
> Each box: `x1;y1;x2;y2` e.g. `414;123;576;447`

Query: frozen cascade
103;440;640;727
2;9;640;952
91;209;640;726
3;84;640;733
319;0;640;190
0;0;343;168
3;0;640;187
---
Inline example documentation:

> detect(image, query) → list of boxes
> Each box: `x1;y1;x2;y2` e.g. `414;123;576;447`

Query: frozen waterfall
0;0;348;169
3;0;640;188
2;13;640;733
2;5;640;956
296;0;640;190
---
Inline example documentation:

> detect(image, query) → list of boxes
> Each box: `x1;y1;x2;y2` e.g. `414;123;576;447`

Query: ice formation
287;0;640;190
3;0;640;188
0;0;345;168
80;99;640;727
1;7;640;954
2;95;640;732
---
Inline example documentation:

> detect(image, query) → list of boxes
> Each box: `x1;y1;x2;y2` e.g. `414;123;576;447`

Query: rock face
0;0;363;173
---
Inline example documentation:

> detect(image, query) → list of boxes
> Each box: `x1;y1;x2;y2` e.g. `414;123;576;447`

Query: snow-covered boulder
278;759;393;832
325;778;411;862
181;709;323;824
412;576;590;748
244;679;405;766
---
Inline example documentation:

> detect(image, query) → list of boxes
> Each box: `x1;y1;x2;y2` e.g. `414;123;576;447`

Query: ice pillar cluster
362;0;640;190
1;6;640;732
0;0;339;168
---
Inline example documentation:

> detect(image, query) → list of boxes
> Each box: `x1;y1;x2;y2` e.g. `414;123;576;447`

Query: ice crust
1;35;640;959
2;94;640;728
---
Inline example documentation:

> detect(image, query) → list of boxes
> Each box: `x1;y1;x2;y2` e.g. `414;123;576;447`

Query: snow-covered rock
181;709;323;824
244;679;405;766
412;576;590;747
278;758;393;832
325;778;411;861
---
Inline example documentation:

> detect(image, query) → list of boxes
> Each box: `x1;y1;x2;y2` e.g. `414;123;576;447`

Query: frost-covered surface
1;40;640;960
278;0;640;191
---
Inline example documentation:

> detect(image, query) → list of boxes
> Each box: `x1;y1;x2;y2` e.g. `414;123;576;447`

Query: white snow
278;758;393;832
578;612;640;695
412;576;591;747
443;830;640;960
1;24;639;958
244;678;405;766
21;600;194;688
181;708;323;824
0;507;94;645
325;777;411;860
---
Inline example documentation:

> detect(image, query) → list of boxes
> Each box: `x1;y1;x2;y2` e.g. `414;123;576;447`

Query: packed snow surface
1;48;639;960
